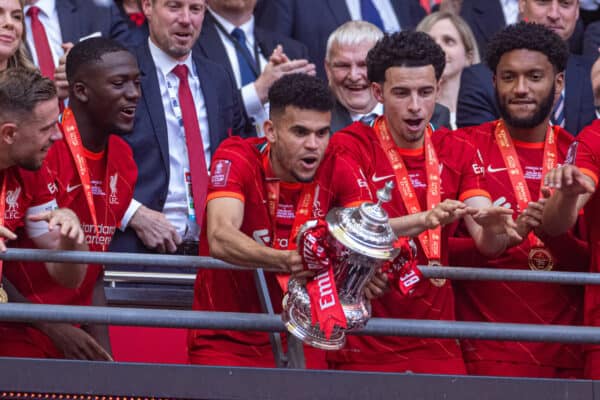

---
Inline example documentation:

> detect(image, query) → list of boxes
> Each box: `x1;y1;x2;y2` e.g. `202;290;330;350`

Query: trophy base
282;294;346;351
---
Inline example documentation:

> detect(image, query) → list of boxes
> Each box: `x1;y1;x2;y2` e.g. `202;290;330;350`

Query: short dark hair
0;68;56;121
366;31;446;83
486;22;569;74
66;37;131;84
268;73;334;116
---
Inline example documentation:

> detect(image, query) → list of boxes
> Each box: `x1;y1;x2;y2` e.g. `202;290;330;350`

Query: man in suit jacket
109;0;253;258
257;0;426;78
24;0;137;69
457;0;595;135
195;0;314;133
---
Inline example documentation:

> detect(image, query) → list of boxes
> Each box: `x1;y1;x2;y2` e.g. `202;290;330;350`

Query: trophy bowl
282;181;404;350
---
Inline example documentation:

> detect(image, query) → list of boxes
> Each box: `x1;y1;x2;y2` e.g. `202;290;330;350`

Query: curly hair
485;22;569;74
269;73;334;116
366;31;446;83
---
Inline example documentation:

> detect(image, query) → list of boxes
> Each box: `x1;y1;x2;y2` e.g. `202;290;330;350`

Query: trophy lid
326;181;400;260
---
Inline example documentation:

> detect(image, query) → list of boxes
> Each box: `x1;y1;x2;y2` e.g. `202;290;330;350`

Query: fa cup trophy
282;181;416;350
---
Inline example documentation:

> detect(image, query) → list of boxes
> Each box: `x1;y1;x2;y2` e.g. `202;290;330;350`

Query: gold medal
528;247;554;271
428;260;446;287
0;286;7;303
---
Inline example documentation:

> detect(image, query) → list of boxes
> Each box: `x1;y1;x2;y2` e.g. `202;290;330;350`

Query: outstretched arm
542;164;595;236
207;197;302;274
29;208;88;288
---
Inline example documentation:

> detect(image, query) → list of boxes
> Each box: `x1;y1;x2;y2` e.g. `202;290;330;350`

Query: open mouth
344;84;368;92
405;118;424;131
300;156;319;169
120;106;136;118
174;31;193;41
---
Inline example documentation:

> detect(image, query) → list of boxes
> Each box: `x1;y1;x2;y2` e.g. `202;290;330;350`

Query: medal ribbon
0;175;7;292
61;108;99;240
374;116;442;263
263;146;346;337
494;120;558;249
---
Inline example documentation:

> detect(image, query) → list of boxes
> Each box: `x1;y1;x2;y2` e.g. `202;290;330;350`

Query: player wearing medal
0;68;88;297
188;73;381;368
0;38;139;360
324;30;520;374
449;22;587;378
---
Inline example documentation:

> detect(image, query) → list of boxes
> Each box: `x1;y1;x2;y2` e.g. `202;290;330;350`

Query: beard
496;83;556;130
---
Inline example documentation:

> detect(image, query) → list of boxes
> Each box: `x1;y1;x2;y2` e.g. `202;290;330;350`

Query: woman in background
417;11;479;129
0;0;35;71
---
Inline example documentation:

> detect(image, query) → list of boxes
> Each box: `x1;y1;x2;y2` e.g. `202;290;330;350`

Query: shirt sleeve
206;143;253;203
574;126;600;185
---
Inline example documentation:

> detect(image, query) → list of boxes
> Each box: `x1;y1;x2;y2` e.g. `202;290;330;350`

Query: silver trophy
282;181;407;350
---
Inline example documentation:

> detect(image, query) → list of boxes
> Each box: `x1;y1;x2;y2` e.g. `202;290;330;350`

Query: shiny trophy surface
282;181;402;350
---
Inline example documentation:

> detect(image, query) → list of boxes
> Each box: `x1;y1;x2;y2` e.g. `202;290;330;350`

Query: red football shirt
0;165;56;234
188;136;369;366
450;121;585;371
6;135;137;307
571;119;600;378
325;121;488;368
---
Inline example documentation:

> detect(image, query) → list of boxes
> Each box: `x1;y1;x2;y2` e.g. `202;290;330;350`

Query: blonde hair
5;0;35;71
325;20;383;63
417;11;480;65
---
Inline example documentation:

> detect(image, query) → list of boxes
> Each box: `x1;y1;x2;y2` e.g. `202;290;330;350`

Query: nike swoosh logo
66;183;82;193
371;173;395;183
487;165;508;173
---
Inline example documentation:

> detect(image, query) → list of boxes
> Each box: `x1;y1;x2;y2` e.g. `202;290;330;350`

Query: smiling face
325;40;378;114
264;106;331;183
373;65;439;149
427;17;472;80
0;0;23;69
519;0;579;41
143;0;205;61
75;50;141;135
8;97;61;170
494;48;563;130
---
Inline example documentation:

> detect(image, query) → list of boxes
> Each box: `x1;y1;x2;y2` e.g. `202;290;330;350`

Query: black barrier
0;358;594;400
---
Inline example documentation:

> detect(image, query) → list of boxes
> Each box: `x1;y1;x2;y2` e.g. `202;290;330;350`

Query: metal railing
0;248;598;399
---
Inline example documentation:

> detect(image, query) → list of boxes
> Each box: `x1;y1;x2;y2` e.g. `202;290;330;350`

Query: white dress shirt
24;0;63;69
499;0;519;25
209;10;269;136
136;38;211;240
345;0;401;33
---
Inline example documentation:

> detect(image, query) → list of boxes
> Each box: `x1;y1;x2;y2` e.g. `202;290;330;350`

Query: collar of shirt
208;8;256;49
350;102;384;122
24;0;56;18
499;0;519;25
148;37;196;79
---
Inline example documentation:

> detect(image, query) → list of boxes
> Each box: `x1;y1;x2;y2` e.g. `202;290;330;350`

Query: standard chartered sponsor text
83;223;116;246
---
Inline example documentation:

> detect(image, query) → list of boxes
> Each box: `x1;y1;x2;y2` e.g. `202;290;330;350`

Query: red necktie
171;64;209;227
27;6;55;79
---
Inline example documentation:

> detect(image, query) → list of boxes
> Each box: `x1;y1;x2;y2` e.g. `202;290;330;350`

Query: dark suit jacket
456;56;596;135
257;0;426;78
109;40;254;255
55;0;138;45
330;101;451;133
460;0;506;59
195;12;309;83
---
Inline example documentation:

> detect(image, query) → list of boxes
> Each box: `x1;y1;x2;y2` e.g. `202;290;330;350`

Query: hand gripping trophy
282;181;418;350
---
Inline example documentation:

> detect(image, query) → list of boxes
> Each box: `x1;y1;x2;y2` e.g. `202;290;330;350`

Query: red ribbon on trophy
381;237;421;295
298;220;347;339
